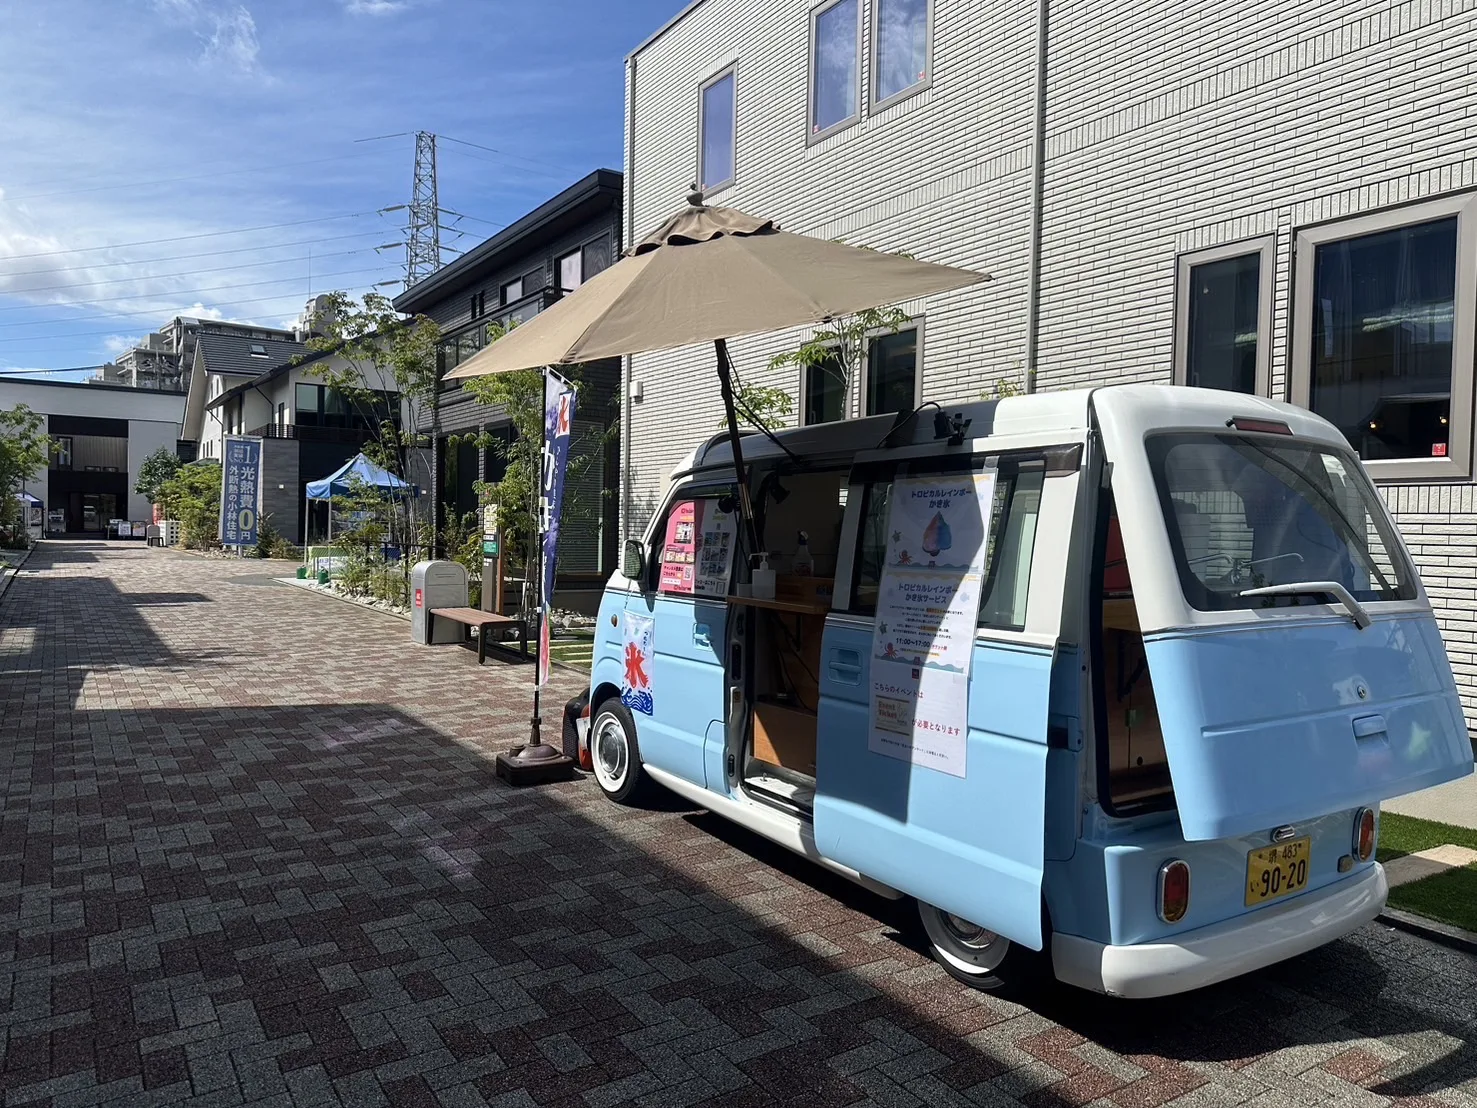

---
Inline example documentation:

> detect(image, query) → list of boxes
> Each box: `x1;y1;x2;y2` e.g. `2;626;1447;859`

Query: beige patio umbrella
447;189;988;778
446;188;989;549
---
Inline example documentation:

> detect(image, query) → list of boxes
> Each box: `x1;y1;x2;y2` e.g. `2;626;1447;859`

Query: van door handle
693;624;711;650
1352;714;1387;740
828;649;862;684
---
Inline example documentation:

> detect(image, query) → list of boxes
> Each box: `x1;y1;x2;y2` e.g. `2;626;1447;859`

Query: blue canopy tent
304;453;418;548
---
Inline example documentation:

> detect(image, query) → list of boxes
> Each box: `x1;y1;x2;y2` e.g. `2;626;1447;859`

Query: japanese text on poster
219;436;263;549
867;471;996;778
620;612;655;716
538;376;576;689
660;499;738;597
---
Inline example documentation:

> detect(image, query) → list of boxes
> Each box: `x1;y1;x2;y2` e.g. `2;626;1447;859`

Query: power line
437;134;584;179
0;263;390;316
0;149;396;204
0;210;385;261
1;247;374;296
0;229;391;279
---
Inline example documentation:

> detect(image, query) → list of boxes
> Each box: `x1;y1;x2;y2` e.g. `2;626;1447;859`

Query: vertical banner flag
538;373;576;688
868;470;996;778
219;436;263;550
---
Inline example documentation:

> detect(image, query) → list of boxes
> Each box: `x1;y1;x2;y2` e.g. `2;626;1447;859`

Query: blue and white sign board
867;471;996;778
220;436;263;549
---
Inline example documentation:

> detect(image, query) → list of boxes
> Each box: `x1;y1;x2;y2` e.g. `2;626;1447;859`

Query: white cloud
343;0;410;13
150;0;262;75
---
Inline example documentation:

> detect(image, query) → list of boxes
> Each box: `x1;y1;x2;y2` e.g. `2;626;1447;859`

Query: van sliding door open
1094;391;1472;841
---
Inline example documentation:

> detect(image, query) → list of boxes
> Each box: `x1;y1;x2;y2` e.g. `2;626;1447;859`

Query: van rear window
1145;433;1416;612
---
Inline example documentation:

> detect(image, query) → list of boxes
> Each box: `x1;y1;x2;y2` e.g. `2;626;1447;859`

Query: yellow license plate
1245;837;1311;906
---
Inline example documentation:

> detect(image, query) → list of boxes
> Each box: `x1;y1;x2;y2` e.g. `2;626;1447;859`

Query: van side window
646;483;739;594
846;455;1046;631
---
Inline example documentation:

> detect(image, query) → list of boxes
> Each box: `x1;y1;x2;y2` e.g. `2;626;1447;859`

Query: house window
52;436;73;470
809;0;861;140
248;343;268;359
873;0;931;107
500;278;523;306
1293;193;1477;479
804;352;846;425
865;327;919;417
277;402;286;429
582;237;612;281
1174;237;1274;395
559;250;583;292
295;383;322;427
699;65;736;193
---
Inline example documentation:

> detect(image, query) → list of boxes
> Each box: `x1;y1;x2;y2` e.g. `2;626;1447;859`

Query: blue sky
0;0;681;378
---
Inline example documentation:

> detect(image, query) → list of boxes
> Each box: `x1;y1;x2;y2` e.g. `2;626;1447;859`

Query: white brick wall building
624;0;1477;728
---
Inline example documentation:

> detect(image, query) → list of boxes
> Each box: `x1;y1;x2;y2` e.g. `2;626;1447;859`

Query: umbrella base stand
495;742;575;786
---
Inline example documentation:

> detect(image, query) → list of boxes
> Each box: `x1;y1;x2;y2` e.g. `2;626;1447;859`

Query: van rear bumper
1051;863;1388;998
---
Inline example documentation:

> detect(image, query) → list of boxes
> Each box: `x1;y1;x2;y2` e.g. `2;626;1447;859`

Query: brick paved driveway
2;541;1476;1108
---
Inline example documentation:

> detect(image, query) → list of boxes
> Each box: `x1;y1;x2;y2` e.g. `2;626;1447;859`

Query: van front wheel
589;699;651;805
918;902;1037;993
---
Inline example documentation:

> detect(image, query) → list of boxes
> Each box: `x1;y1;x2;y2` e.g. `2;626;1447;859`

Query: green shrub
338;553;371;596
156;461;222;549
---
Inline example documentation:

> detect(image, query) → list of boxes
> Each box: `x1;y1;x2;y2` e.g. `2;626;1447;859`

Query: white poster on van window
868;471;996;778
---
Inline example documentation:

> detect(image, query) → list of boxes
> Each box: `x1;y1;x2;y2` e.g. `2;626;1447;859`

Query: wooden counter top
726;594;832;616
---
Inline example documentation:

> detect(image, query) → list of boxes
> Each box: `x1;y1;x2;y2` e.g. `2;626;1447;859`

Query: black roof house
393;168;624;598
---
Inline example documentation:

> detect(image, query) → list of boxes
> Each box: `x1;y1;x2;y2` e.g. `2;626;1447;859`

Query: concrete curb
1378;908;1477;956
0;543;37;604
278;576;411;622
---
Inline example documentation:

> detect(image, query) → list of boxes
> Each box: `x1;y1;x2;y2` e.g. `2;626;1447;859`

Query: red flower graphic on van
624;642;649;690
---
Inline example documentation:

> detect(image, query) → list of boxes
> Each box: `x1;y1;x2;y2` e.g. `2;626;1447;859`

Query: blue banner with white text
220;436;263;549
539;375;575;687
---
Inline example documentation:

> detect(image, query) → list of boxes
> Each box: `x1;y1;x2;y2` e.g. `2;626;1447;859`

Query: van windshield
1145;432;1416;612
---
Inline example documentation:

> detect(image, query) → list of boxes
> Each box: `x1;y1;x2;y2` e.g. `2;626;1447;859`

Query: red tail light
1354;808;1376;862
1158;859;1191;924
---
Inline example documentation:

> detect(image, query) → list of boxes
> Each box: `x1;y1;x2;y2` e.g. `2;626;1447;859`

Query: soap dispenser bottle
793;530;814;577
752;553;776;599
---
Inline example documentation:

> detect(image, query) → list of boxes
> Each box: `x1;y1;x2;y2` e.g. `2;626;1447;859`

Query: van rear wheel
589;699;652;805
918;902;1039;993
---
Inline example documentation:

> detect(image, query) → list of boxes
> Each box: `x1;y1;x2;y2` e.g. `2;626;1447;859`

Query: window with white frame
809;0;861;140
873;0;930;107
1174;237;1274;395
698;65;736;193
865;326;919;417
1293;193;1477;479
559;250;583;293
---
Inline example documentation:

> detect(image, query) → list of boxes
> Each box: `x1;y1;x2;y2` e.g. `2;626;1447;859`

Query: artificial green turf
1387;864;1477;933
1375;811;1477;862
1373;812;1477;933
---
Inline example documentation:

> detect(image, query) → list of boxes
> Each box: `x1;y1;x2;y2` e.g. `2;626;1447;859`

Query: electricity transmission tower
405;131;440;289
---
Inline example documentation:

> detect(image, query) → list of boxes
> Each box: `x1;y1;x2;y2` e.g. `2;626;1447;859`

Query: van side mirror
621;539;646;581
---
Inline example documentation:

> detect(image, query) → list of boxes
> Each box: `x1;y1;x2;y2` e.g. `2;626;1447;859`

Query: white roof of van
674;384;1342;479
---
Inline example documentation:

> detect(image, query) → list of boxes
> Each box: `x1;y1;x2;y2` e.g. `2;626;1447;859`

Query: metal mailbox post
410;560;469;645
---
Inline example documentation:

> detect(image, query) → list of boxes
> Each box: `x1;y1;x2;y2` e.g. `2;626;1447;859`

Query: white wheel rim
920;904;1011;976
591;713;629;793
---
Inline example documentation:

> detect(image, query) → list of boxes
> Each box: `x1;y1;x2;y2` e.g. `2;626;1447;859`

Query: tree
134;447;183;505
725;381;795;432
0;404;47;544
155;460;222;549
460;322;613;613
766;305;910;424
297;291;442;551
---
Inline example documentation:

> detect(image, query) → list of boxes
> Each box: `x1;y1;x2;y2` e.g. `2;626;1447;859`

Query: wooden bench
427;607;529;665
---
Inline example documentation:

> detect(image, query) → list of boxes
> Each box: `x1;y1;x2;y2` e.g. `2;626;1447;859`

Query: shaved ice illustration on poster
883;472;995;574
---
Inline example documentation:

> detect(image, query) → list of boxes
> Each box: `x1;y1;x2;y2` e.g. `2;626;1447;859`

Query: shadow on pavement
1;697;1473;1106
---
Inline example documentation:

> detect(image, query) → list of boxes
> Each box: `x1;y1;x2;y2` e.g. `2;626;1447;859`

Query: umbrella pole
714;339;762;555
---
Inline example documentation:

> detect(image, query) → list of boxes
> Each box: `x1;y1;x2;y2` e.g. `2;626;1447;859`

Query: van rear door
1094;388;1472;842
